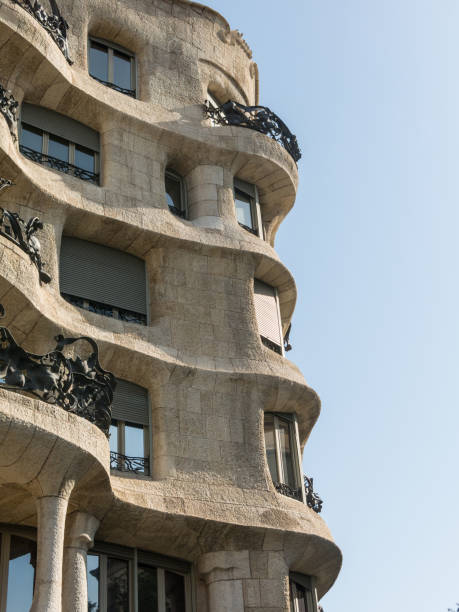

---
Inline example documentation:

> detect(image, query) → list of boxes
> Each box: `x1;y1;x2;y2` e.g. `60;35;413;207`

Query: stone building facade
0;0;341;610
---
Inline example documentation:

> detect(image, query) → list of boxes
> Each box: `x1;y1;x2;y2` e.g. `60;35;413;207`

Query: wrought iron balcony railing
0;85;18;141
20;145;99;183
110;451;149;475
274;482;302;501
261;336;282;355
304;475;323;514
274;477;323;514
90;75;136;98
0;179;51;283
0;305;115;436
12;0;72;63
168;204;186;219
204;100;301;163
62;293;147;326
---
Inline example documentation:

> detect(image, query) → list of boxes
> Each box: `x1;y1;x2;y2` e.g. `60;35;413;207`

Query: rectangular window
88;544;190;612
233;178;262;237
110;379;150;475
0;531;36;612
289;574;318;612
89;38;136;98
19;104;100;184
59;237;148;326
253;279;283;354
165;170;186;218
264;413;303;501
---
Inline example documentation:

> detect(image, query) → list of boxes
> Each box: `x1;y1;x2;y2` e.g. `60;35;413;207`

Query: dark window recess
59;237;148;326
88;544;190;612
19;105;99;184
109;379;150;475
62;293;147;325
165;171;186;218
89;39;136;98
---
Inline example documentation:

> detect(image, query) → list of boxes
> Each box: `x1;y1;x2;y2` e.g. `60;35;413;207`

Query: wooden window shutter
111;379;149;425
60;237;147;315
253;279;282;348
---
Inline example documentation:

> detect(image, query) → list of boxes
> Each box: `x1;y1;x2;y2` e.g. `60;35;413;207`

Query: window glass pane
124;423;144;459
138;565;158;612
20;124;43;152
109;421;119;453
165;570;186;612
107;557;129;612
293;582;307;612
264;413;279;482
165;175;182;211
87;554;100;612
89;41;109;82
6;536;36;612
75;145;95;173
278;418;295;487
113;51;132;91
235;190;254;228
48;134;69;163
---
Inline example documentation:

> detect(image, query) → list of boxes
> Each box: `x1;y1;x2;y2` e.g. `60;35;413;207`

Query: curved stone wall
0;0;341;609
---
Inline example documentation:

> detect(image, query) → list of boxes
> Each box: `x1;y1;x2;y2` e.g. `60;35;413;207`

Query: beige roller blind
254;279;282;348
60;237;147;315
112;379;149;426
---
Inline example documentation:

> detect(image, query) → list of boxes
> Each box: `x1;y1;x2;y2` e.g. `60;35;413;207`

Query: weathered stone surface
0;1;341;610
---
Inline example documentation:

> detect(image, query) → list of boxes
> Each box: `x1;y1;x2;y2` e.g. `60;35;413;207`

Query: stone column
30;493;72;612
198;551;250;612
186;165;226;229
62;511;100;612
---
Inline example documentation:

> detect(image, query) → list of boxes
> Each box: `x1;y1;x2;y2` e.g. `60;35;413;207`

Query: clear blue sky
206;1;459;610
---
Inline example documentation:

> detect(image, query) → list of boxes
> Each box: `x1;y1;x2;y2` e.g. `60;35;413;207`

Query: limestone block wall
0;0;342;610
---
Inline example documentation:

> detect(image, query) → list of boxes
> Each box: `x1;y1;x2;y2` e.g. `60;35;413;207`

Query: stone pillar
30;494;72;612
186;165;225;229
198;551;250;612
62;512;100;612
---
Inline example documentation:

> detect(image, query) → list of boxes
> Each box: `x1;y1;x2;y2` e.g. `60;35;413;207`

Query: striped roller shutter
254;279;282;348
21;103;100;151
60;237;147;315
112;379;149;425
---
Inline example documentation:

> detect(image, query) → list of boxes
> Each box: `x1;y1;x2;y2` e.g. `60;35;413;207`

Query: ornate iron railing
11;0;72;63
261;335;282;355
204;100;301;163
0;305;115;436
304;476;323;514
0;179;51;283
274;482;302;501
168;204;186;219
62;293;147;326
238;222;258;236
90;75;136;98
283;323;292;352
19;145;99;183
0;86;18;141
110;451;149;475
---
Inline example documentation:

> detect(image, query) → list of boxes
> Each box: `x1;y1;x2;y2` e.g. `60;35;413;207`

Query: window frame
88;542;193;612
88;36;137;98
289;573;319;612
165;169;187;218
233;178;263;238
253;279;284;355
110;418;151;477
19;122;100;183
264;412;305;502
0;527;37;612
